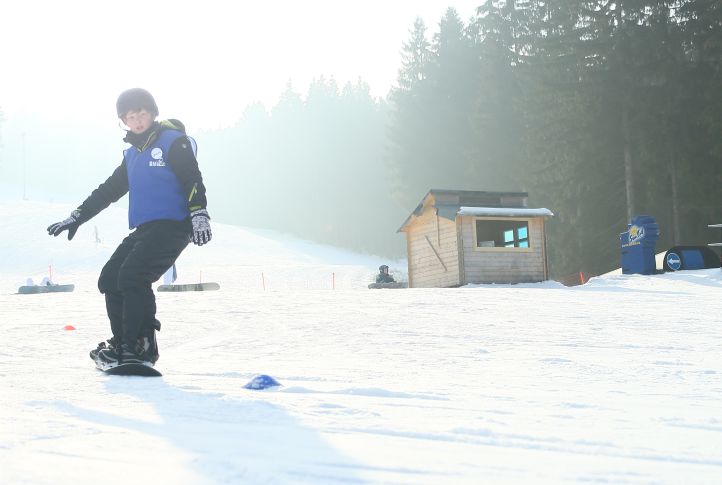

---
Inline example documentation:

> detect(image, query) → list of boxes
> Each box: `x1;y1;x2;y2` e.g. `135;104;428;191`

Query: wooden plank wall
460;216;547;284
407;208;461;288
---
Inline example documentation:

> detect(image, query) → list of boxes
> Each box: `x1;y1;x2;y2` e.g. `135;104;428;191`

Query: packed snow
2;200;722;484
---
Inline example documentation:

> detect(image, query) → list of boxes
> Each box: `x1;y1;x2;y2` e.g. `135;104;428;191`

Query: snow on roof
458;206;554;217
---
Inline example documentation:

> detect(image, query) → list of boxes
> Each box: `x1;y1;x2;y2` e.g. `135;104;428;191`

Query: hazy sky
1;0;481;132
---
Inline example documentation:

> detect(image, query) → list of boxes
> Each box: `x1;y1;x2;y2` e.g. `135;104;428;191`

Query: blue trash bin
620;215;660;275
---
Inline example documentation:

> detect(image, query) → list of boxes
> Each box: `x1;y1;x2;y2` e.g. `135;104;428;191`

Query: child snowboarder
47;88;211;366
376;265;395;284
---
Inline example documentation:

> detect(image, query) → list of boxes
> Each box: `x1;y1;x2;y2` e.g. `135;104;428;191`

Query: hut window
475;220;530;248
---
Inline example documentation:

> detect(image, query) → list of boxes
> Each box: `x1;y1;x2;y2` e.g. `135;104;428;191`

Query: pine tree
675;0;722;240
387;17;433;209
425;8;481;189
466;1;534;191
509;1;627;275
388;10;482;208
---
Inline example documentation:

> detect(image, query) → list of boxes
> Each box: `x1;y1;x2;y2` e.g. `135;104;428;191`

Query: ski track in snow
1;200;722;484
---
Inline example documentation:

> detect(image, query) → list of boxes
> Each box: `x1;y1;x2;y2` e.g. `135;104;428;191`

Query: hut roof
458;207;554;217
398;189;533;232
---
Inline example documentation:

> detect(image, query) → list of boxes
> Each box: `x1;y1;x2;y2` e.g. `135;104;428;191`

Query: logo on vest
149;147;166;167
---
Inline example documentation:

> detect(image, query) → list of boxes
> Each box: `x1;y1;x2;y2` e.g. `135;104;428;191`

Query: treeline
200;2;722;276
389;1;722;276
198;80;408;257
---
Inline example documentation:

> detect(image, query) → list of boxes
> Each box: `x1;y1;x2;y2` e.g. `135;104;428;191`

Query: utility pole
22;132;27;200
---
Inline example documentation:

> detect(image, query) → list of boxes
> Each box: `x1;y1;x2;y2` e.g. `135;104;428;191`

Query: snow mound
582;268;722;293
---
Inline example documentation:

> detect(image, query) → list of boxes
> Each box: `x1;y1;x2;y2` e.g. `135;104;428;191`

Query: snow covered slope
0;200;403;291
2;200;722;484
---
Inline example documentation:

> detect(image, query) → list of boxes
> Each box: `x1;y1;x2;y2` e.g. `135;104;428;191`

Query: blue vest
124;129;189;229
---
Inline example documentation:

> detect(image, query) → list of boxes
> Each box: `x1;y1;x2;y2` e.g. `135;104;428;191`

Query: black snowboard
95;358;162;377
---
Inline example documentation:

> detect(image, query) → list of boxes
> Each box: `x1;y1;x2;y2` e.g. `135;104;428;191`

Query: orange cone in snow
63;325;76;331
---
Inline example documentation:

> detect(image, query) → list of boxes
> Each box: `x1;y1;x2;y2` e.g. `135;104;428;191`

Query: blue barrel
620;215;660;275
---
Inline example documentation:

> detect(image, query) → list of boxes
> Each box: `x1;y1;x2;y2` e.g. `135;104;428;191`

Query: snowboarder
47;88;211;367
376;265;395;284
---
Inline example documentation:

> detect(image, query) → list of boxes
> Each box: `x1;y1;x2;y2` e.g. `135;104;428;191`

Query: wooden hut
398;190;553;288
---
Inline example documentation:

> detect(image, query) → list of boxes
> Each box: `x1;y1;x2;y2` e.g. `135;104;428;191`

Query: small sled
157;282;220;292
18;284;75;294
367;282;408;289
95;358;162;377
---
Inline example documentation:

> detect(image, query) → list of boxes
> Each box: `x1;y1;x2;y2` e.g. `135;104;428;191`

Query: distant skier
376;265;395;284
47;88;211;367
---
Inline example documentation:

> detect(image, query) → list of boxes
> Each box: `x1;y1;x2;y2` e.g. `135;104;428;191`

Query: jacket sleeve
75;161;129;223
168;136;208;212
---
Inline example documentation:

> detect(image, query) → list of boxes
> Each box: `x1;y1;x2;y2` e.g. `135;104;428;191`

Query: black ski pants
98;219;190;346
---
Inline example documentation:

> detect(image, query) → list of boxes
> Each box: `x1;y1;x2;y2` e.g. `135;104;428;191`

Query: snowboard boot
142;331;160;364
89;336;118;361
141;319;160;364
97;336;156;366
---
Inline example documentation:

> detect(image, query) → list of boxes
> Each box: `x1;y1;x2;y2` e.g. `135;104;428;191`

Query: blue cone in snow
244;374;281;390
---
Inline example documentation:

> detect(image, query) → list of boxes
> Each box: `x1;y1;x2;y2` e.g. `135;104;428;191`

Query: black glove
190;209;212;246
47;210;82;240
